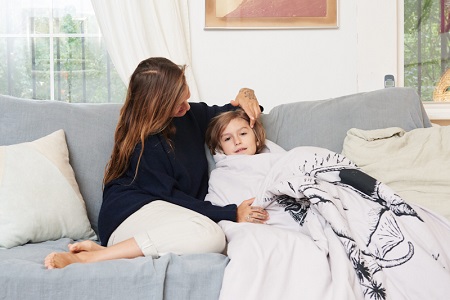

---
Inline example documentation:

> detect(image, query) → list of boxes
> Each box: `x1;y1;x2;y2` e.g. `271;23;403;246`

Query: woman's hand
236;198;269;224
230;88;261;128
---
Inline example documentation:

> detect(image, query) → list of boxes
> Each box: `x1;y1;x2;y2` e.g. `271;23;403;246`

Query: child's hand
236;198;269;223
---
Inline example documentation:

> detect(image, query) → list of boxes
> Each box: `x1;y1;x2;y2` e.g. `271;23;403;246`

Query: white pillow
0;130;97;248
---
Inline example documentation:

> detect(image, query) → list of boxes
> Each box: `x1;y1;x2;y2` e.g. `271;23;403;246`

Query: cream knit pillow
0;130;96;248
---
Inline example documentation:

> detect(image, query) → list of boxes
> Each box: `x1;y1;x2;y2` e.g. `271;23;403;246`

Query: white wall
188;0;398;112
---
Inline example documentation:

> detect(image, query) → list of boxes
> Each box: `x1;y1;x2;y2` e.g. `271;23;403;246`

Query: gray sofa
0;87;432;300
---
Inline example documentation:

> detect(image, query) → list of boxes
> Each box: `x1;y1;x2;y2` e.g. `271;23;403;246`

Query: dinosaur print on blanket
256;147;439;300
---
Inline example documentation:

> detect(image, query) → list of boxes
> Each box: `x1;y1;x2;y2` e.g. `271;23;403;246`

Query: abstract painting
205;0;338;29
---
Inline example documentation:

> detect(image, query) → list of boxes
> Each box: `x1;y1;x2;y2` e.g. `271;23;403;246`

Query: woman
45;57;269;269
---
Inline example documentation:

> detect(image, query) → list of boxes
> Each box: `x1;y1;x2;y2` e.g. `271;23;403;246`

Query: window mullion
0;2;126;103
49;2;54;101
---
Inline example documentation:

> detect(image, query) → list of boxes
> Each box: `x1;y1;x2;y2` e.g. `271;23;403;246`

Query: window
404;0;449;102
0;0;126;103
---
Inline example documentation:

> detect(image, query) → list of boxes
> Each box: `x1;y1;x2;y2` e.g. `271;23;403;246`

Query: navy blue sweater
98;102;237;246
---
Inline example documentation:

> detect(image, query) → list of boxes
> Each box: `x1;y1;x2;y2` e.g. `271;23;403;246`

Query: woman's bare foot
69;240;104;253
44;241;105;269
44;238;144;269
45;252;84;269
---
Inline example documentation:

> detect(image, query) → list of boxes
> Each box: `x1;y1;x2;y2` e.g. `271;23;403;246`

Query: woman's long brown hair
103;57;187;185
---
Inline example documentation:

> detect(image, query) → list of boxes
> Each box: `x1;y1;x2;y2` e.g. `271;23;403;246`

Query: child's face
219;118;258;155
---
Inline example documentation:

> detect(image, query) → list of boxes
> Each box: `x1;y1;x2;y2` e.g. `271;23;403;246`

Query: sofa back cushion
261;87;431;153
0;95;121;235
0;87;431;235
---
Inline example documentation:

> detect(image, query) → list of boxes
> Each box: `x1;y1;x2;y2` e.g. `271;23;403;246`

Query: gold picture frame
205;0;338;29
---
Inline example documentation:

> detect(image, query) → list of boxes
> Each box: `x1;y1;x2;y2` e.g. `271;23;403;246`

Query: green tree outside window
0;2;125;103
404;0;450;101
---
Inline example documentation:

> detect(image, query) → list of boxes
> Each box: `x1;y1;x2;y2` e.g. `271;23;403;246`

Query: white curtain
90;0;200;100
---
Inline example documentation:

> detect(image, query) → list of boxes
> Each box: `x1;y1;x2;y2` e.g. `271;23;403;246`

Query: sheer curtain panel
90;0;200;100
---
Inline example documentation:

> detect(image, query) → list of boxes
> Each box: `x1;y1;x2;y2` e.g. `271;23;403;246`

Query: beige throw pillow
342;126;450;222
0;130;97;248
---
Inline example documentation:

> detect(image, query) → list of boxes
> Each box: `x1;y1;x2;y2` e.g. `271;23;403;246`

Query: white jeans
107;200;226;258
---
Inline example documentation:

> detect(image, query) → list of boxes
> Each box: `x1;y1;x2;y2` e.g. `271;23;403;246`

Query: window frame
397;0;450;121
0;1;125;103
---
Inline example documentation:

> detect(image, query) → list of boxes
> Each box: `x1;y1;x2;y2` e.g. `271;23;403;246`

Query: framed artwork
205;0;338;29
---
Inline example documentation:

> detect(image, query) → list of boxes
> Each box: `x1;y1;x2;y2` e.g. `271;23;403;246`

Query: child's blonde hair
206;109;266;155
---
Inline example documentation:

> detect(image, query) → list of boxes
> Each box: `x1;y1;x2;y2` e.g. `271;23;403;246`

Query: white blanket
216;146;450;300
206;140;301;231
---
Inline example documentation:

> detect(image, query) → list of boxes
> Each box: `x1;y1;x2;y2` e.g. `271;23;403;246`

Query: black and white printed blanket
219;147;450;300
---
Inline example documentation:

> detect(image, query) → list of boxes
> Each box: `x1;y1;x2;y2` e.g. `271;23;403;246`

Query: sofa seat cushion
0;130;96;248
0;238;228;300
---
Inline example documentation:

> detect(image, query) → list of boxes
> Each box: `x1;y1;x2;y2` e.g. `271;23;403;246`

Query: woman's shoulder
137;134;171;155
141;134;163;146
183;102;234;132
188;102;234;118
131;135;175;169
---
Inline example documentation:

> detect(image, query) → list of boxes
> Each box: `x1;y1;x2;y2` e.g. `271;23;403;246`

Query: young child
205;109;303;231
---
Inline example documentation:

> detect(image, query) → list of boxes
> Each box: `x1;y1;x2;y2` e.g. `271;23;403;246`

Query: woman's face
219;118;257;155
172;86;191;117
